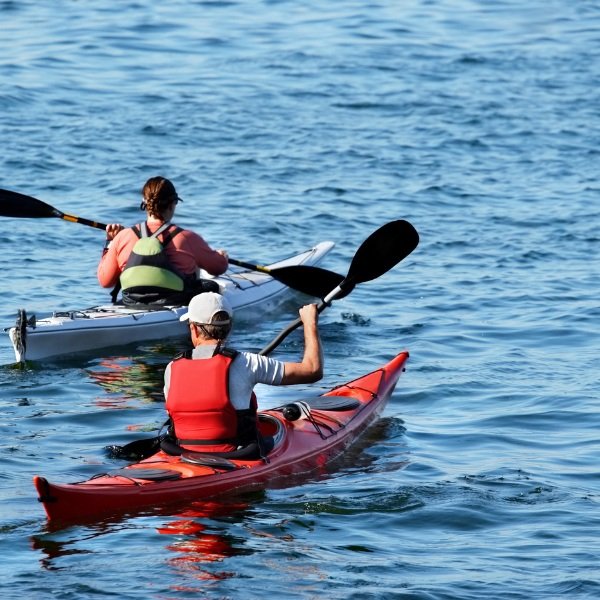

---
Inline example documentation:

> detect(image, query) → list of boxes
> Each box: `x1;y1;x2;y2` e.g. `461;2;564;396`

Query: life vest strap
176;436;238;446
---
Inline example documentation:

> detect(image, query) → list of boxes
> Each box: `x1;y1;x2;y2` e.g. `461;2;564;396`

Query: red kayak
34;351;409;524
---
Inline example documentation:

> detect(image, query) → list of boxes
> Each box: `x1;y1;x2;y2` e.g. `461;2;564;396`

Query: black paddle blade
0;189;62;219
0;188;107;230
260;219;419;356
346;219;419;284
105;436;162;460
270;265;345;299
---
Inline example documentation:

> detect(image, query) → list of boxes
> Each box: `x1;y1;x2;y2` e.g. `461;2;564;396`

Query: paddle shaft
1;188;346;299
259;280;350;356
61;213;107;230
229;258;270;273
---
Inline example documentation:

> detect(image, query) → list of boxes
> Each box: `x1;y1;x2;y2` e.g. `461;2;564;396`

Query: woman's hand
105;223;124;241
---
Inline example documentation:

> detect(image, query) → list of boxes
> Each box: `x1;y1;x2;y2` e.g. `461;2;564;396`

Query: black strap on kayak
256;429;270;464
275;393;374;439
286;401;328;440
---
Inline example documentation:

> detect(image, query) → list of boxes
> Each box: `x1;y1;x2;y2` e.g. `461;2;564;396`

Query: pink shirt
97;220;228;288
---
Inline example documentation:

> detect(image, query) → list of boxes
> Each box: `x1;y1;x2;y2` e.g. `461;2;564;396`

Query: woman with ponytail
98;176;228;305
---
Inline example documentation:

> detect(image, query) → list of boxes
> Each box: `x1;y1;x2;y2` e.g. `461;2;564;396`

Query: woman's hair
141;176;179;218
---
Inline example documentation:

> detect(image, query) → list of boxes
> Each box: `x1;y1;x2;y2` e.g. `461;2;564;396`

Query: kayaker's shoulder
171;347;239;361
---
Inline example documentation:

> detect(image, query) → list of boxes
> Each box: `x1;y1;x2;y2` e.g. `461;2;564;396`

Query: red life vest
165;349;257;452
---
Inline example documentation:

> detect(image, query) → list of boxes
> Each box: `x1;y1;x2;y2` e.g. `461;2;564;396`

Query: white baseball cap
179;292;233;325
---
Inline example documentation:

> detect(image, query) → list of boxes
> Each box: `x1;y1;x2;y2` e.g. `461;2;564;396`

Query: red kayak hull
34;351;409;524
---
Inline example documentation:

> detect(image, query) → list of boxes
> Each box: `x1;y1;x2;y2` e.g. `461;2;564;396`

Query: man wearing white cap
162;292;323;458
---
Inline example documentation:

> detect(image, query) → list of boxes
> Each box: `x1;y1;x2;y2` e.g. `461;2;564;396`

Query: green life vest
120;222;186;304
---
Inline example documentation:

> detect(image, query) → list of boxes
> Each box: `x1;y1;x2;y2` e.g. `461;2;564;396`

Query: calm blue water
1;0;599;598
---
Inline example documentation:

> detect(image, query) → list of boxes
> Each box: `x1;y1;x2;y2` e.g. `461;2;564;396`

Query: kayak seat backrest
161;436;270;461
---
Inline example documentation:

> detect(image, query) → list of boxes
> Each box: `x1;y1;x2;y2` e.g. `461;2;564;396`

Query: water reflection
158;500;255;586
85;340;190;407
30;535;94;571
31;497;256;575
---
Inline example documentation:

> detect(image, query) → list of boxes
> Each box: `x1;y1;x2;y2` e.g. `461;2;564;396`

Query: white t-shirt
163;344;285;410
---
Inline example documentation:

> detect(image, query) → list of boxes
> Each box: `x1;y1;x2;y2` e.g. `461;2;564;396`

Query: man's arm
280;304;324;385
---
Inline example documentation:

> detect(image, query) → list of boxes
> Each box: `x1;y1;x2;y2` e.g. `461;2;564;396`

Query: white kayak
7;241;334;363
